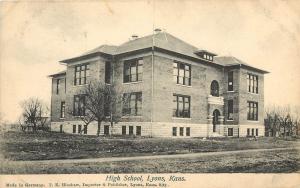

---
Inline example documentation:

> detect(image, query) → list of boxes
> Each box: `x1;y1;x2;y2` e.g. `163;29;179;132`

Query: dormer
194;50;217;61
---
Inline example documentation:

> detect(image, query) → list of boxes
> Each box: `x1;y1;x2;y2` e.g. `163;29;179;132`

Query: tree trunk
97;121;101;136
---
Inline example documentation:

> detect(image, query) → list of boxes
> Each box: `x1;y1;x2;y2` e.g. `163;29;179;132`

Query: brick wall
222;68;240;125
50;74;66;122
50;50;266;137
152;52;225;125
238;68;264;125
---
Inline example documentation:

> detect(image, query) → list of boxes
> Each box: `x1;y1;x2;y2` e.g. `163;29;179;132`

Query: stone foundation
51;121;265;137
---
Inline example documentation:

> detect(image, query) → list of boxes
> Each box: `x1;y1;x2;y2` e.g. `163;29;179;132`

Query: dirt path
5;147;299;165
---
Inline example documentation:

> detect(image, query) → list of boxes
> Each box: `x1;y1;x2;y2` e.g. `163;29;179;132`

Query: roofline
48;71;66;78
115;46;224;69
226;64;269;74
153;47;224;68
58;46;268;73
60;52;113;64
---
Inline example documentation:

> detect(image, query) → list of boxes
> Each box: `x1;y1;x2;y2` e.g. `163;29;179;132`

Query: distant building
49;31;268;137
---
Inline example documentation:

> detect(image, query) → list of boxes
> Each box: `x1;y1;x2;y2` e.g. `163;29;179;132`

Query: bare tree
19;98;49;132
265;105;280;137
74;80;123;136
265;105;300;138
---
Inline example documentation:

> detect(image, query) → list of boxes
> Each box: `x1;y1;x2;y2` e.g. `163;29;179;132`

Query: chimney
154;28;162;34
131;35;138;40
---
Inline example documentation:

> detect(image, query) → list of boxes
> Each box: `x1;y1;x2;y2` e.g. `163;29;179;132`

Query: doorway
212;109;220;132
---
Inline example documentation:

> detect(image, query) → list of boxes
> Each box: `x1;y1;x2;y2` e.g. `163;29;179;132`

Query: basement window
228;128;233;136
172;127;177;136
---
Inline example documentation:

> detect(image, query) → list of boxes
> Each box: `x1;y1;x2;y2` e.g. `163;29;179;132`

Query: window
83;125;88;134
122;126;126;135
173;94;190;118
227;100;233;120
228;128;233;136
105;61;111;84
247;101;258;121
74;64;89;85
129;126;134;135
247;128;250;136
172;127;177;136
73;95;86;116
180;127;184;136
186;127;190;136
203;54;213;61
123;58;143;82
136;126;141;136
73;125;76;133
256;129;258;136
78;125;82;134
56;79;60;94
104;125;109;135
210;80;219;97
247;73;258;93
173;61;191;86
60;124;63;133
251;128;254;136
122;92;142;116
228;72;233;91
60;101;65;118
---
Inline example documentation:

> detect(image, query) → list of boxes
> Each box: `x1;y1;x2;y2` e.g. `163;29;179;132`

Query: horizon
1;1;300;123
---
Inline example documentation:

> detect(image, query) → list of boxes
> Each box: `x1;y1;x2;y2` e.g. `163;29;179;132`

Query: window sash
173;61;191;86
129;126;134;135
56;79;60;94
210;81;219;97
122;126;126;135
227;100;233;120
247;74;258;93
73;125;76;133
228;72;233;91
78;125;82;134
172;127;177;136
122;92;142;116
105;61;111;84
247;101;258;121
180;127;184;136
74;64;89;85
74;95;86;116
123;59;143;83
60;102;65;118
186;127;190;136
228;128;233;136
136;126;141;136
173;94;190;118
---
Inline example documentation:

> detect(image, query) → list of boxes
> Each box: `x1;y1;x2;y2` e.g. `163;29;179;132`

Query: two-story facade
49;31;268;137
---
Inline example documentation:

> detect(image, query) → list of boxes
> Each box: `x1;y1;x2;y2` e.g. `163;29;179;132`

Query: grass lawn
0;131;299;173
1;131;299;161
1;149;299;173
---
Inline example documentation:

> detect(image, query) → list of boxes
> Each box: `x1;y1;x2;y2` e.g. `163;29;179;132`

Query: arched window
210;80;219;97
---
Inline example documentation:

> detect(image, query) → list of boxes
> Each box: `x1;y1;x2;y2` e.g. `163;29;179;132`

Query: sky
0;0;300;123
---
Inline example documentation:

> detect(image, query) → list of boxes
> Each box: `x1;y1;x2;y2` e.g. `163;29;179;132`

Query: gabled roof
59;31;268;74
